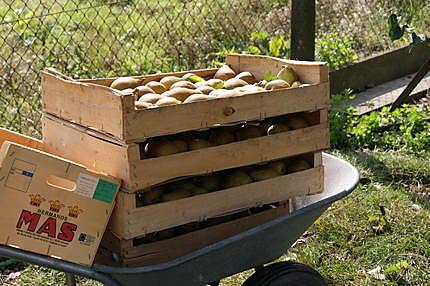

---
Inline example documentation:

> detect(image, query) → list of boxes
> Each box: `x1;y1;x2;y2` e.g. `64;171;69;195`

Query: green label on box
92;179;118;203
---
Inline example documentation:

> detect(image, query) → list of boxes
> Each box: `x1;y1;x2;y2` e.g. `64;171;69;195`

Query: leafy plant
316;33;358;69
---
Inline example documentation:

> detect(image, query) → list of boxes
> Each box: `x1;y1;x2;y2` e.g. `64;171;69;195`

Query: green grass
5;150;428;286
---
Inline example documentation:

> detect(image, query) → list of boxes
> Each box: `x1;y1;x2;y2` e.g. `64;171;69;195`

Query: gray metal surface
0;153;359;286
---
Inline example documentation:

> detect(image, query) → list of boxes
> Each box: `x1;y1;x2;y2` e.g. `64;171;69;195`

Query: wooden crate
99;202;290;266
42;111;328;191
108;152;322;240
0;128;120;266
41;54;329;143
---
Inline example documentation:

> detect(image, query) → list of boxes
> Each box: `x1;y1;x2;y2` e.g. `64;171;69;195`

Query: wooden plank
346;72;430;115
124;82;329;141
43;114;328;191
226;54;328;84
109;166;323;239
0;128;44;151
0;142;120;266
131;123;329;189
113;204;290;266
330;40;430;94
41;71;126;139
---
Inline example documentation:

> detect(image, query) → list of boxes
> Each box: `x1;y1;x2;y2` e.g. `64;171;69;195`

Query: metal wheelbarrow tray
0;153;359;286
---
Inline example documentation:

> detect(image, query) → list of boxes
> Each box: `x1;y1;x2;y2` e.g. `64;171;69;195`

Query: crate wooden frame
108;152;322;240
100;202;290;266
42;111;328;191
41;54;329;143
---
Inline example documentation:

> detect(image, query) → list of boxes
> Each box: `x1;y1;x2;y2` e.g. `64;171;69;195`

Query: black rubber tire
242;261;327;286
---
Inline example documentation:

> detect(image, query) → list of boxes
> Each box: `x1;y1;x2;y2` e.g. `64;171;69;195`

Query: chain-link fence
1;0;429;137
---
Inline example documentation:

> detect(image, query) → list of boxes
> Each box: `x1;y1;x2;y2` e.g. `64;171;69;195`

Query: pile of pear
109;64;307;109
137;156;313;206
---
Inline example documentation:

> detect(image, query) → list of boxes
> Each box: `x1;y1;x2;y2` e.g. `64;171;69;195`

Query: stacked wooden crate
41;54;329;266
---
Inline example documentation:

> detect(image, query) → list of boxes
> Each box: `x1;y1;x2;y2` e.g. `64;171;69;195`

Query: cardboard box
0;129;120;266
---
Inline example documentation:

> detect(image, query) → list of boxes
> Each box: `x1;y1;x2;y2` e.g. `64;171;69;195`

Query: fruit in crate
166;181;195;192
235;71;257;84
286;159;311;173
155;97;181;106
268;161;287;175
277;65;298;85
209;89;242;98
224;78;248;89
196;85;215;95
249;167;280;181
267;123;290;135
234;85;265;94
191;186;209;196
195;174;220;192
110;77;142;90
138;187;163;205
137;93;165;104
163;87;202;102
224;171;253;188
291;81;302;88
160;76;182;89
183;94;216;103
236;125;262;140
147;139;186;157
133;85;155;97
285;117;308;130
188;138;213;151
265;79;290;90
182;73;205;83
135;101;154;110
162;188;193;202
171;81;196;89
205;79;224;89
209;129;236;145
214;65;236;80
146;81;167;94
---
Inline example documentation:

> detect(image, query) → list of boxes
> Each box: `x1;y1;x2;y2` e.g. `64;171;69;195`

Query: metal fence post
290;0;316;61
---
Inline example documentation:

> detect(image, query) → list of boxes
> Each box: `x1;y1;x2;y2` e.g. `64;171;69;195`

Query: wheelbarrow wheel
242;261;327;286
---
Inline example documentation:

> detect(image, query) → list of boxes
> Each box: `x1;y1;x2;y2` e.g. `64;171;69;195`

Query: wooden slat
43;114;328;191
111;204;290;266
41;71;126;139
226;54;328;84
123;82;329;141
109;166;323;239
131;123;329;189
0;128;44;151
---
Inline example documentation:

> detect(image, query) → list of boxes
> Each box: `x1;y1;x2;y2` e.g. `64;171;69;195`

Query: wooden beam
290;0;316;61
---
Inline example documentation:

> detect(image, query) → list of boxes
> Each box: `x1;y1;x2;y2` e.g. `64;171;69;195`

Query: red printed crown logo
68;205;83;218
29;194;46;207
49;200;65;213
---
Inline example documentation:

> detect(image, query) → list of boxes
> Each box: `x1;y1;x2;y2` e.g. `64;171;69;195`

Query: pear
139;187;163;205
265;79;290;90
191;186;209;196
147;139;182;157
206;79;224;89
163;87;202;102
214;65;236;80
236;125;262;140
162;188;192;202
188;138;213;151
209;129;236;145
267;123;290;135
145;81;167;94
119;88;133;95
291;81;302;88
286;159;311;173
224;171;253;188
195;174;220;192
155;96;181;106
285;117;308;130
171;81;196;89
197;85;215;95
268;161;286;175
277;65;298;85
209;89;242;98
235;71;257;84
166;181;195;192
110;77;142;90
234;85;265;94
256;80;268;88
137;93;165;104
160;76;182;89
183;94;216;103
182;73;205;83
224;78;248;89
133;85;155;97
134;101;154;110
249;167;279;181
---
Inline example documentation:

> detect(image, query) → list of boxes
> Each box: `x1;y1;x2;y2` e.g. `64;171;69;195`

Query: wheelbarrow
0;153;359;286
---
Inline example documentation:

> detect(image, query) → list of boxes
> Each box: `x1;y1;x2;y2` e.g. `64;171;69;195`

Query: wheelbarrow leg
65;273;77;286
